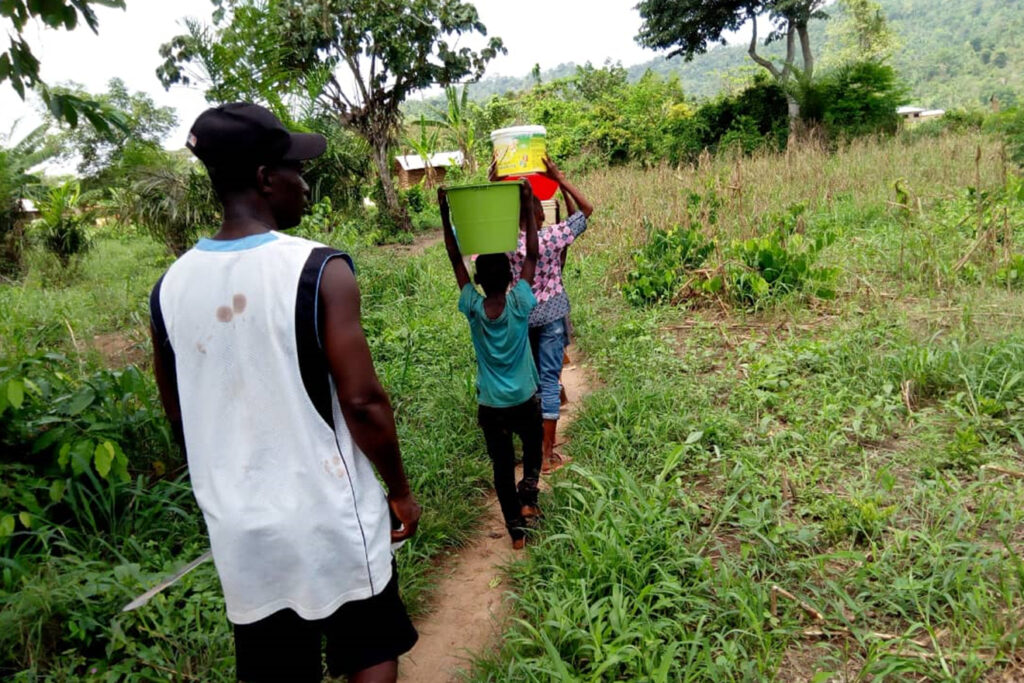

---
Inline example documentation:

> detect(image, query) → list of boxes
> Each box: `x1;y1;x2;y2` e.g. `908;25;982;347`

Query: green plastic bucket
446;181;522;255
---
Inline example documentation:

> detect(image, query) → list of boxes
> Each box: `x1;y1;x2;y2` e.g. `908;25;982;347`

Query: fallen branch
981;464;1024;480
883;648;993;663
801;627;902;640
771;584;825;622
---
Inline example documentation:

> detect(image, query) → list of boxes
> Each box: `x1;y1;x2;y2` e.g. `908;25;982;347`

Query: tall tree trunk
749;13;801;125
786;92;803;147
370;140;411;232
786;93;801;123
796;22;814;80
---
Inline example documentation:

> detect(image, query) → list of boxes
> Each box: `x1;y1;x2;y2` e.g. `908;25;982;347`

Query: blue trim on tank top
195;232;279;252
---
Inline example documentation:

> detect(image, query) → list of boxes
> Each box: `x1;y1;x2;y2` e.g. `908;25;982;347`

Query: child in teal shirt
440;183;541;548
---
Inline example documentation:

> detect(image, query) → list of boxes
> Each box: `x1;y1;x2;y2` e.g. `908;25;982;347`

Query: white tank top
151;231;392;625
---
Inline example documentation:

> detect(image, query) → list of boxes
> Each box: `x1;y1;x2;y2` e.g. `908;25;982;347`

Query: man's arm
150;323;185;454
544;158;593;218
439;188;471;290
519;182;539;286
320;259;420;542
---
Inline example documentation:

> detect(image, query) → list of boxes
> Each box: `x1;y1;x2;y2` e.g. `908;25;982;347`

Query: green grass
4;130;1024;679
0;235;172;360
471;133;1024;681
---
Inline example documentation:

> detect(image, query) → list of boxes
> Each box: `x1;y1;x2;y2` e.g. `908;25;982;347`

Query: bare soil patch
382;230;443;257
92;330;147;368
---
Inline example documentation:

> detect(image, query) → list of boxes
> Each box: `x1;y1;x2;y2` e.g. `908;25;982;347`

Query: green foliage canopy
636;0;829;93
48;78;178;181
1;0;128;132
158;0;505;231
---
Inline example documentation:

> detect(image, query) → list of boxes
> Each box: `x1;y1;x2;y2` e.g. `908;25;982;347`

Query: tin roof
395;151;464;171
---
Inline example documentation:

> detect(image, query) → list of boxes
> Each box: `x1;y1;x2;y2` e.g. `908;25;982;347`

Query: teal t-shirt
458;280;539;408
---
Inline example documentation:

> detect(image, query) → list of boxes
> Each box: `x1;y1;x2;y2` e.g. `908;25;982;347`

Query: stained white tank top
151;231;392;625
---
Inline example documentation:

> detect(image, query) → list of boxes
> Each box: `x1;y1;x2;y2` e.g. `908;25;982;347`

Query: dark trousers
478;397;543;540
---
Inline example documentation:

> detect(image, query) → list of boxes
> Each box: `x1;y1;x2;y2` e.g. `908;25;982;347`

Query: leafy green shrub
622;219;714;306
399;184;441;234
717;115;770;155
689;75;789;157
724;232;836;308
817;493;896;545
32;181;92;269
0;354;175;536
986;106;1024;165
722;207;836;308
402;184;426;214
801;60;906;139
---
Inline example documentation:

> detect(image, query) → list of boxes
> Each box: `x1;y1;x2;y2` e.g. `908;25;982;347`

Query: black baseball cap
185;102;326;168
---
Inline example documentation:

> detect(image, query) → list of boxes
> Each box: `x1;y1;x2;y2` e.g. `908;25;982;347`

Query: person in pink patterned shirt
507;158;594;473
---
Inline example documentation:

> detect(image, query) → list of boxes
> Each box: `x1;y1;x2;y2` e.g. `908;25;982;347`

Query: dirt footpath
397;352;591;683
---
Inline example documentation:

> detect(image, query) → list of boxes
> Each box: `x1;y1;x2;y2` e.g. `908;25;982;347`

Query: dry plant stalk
781;471;794;502
901;380;915;414
1004;207;1013;265
954;227;994;273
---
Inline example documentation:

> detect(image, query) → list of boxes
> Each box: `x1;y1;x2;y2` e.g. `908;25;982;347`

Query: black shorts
234;564;418;682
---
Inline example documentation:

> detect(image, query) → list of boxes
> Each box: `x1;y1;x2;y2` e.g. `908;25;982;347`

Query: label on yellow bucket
491;125;547;177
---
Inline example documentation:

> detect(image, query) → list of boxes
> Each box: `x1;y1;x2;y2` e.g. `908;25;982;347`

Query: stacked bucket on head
445;125;550;256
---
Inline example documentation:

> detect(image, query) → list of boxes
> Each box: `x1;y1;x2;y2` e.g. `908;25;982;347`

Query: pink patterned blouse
510;212;588;327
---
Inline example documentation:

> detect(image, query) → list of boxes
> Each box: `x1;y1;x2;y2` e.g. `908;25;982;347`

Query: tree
635;0;828;121
158;0;504;232
1;0;129;133
49;78;178;182
111;150;219;256
823;0;898;68
431;85;478;173
403;115;442;187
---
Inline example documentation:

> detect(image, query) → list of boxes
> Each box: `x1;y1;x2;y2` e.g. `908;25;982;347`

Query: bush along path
398;350;594;683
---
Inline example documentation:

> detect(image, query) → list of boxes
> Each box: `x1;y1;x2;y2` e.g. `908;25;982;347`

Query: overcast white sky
0;0;665;160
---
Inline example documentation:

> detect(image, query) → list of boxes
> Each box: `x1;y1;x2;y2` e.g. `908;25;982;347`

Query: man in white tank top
150;103;420;682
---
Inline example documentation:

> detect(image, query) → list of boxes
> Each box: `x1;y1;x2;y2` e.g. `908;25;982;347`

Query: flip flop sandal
542;452;571;474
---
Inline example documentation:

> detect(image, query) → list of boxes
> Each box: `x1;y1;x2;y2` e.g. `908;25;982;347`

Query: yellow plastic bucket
490;125;547;177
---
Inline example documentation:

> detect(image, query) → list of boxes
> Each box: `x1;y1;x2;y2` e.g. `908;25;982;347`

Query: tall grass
582;131;1008;253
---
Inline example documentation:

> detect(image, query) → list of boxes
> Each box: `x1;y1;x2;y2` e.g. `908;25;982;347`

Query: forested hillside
460;0;1024;109
885;0;1023;108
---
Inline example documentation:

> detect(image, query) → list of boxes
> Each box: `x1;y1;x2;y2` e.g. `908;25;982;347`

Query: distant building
15;198;39;221
394;151;464;189
897;106;945;124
